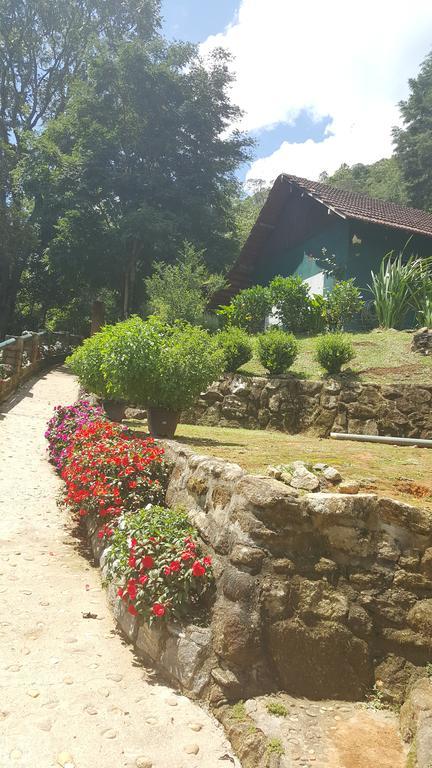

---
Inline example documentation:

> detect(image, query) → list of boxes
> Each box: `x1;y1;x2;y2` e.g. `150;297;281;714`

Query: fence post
3;337;24;375
31;333;40;364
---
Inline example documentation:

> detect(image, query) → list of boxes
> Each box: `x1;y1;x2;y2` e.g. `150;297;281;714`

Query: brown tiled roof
281;173;432;237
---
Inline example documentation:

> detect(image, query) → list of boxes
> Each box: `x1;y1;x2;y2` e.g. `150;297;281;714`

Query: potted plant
66;329;126;422
101;316;224;438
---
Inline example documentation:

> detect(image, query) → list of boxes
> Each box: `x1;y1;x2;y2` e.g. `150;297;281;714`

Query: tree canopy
320;158;408;204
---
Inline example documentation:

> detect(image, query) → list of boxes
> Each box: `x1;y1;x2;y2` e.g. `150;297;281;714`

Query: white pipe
330;432;432;448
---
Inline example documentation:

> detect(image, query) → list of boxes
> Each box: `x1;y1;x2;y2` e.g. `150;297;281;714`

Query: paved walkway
0;368;238;768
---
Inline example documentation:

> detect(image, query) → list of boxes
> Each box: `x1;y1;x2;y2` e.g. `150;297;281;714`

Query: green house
215;173;432;305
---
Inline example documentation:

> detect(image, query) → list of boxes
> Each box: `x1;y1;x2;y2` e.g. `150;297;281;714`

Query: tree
394;51;432;210
145;242;225;326
232;180;270;250
320;158;408;204
0;0;161;336
23;39;251;316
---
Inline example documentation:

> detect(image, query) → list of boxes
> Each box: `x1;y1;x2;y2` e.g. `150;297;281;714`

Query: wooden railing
0;330;82;403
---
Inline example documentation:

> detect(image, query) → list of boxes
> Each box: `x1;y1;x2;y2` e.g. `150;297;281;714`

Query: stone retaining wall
89;441;432;708
182;373;432;439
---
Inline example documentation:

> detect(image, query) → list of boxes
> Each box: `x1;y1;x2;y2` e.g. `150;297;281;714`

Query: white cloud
201;0;432;181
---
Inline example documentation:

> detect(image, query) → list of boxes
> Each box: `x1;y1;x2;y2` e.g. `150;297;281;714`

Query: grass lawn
239;329;432;385
171;423;432;511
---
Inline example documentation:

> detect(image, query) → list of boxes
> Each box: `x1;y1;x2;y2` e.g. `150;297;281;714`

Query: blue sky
161;0;330;181
161;1;432;184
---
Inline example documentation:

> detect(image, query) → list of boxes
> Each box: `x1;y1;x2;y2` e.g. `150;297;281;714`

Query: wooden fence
0;330;81;403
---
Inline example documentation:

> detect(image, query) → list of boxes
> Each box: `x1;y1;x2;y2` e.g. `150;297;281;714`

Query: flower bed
46;399;213;623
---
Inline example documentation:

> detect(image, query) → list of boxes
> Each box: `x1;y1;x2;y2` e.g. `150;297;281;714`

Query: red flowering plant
45;400;104;471
105;506;213;622
61;419;168;524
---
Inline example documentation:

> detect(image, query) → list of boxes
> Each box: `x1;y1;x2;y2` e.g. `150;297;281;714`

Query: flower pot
102;399;127;422
147;406;180;438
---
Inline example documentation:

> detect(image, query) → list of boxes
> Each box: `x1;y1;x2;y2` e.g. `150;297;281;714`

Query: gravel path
0;368;239;768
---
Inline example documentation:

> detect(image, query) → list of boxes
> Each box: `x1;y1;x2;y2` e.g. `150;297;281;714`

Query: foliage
369;252;431;329
320;158;408;204
325;279;365;330
232;180;270;249
98;316;224;410
66;328;118;398
257;329;298;375
0;0;161;336
409;267;432;328
266;739;285;757
266;701;288;717
145;242;225;326
218;285;271;334
394;51;432;210
269;275;316;333
60;418;167;520
315;333;355;374
230;701;247;722
216;327;253;372
44;399;104;470
106;506;213;622
22;39;251;323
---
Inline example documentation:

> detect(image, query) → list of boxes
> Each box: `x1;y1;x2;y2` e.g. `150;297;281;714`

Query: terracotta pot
102;399;127;422
147;406;180;438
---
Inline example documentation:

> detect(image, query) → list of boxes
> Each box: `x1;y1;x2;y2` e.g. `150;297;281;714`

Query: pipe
330;432;432;448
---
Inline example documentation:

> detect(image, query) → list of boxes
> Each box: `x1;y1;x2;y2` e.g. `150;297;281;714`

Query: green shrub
315;333;355;374
257;329;298;375
145;242;224;326
216;327;253;372
269;275;314;333
266;700;288;717
100;316;224;411
66;328;118;398
325;279;365;330
218;285;271;334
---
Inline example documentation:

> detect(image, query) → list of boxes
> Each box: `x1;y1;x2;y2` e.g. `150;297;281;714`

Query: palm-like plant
369;252;432;329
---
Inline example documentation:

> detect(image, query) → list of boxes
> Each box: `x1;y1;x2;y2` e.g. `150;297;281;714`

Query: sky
162;0;432;185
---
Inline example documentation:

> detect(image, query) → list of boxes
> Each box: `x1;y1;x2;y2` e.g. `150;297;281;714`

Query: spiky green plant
369;251;432;329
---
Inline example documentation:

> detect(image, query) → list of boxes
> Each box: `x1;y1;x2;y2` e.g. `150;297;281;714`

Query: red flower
141;555;154;570
152;603;166;617
128;555;137;568
139;575;148;585
128;481;137;489
164;566;171;576
131;538;137;548
192;560;206;577
127;581;137;599
170;560;181;572
117;587;124;598
181;551;193;562
128;604;138;616
203;556;212;567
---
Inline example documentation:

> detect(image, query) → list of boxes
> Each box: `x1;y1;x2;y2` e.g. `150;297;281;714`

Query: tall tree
394;51;432;211
0;0;161;335
320;158;408;204
23;39;251;316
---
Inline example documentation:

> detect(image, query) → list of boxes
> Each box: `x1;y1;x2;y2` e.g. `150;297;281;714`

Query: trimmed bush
66;329;114;398
257;329;298;375
325;279;364;330
269;275;314;333
216;327;253;372
315;333;355;374
218;285;271;334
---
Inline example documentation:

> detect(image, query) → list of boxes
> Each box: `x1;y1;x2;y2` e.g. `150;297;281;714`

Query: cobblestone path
0;368;239;768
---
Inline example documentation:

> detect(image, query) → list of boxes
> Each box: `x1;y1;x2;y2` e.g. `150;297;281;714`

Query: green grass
230;701;247;722
173;423;432;511
265;700;288;717
239;329;432;385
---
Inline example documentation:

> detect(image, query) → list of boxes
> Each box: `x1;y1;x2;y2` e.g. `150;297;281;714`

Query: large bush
269;275;314;333
100;316;224;411
315;333;355;374
66;330;115;398
257;329;298;375
106;506;213;621
218;285;271;334
216;326;253;372
325;279;365;330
